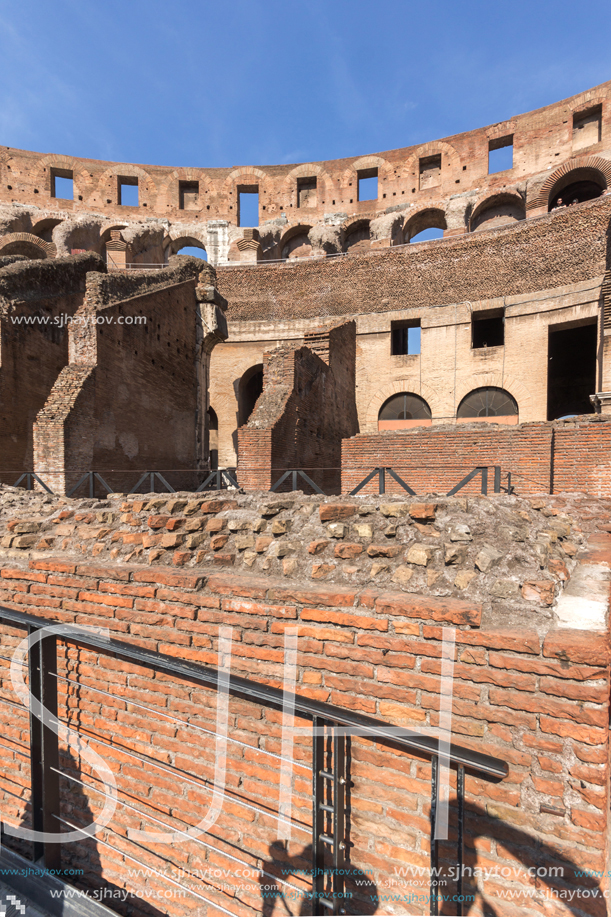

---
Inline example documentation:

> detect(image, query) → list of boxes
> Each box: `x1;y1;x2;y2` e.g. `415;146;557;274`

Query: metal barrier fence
4;466;513;498
0;606;507;916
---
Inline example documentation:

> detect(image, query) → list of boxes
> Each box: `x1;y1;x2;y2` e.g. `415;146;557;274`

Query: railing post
312;715;325;914
480;466;488;495
379;466;385;495
493;466;501;494
430;754;439;916
28;627;61;871
457;764;465;916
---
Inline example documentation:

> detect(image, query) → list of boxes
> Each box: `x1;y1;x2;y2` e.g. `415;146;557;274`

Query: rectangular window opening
51;168;73;200
297;176;317;208
472;308;505;348
572;105;602;151
488;136;513;174
547;320;597;419
238;185;259;227
419;154;442;190
118;177;139;207
357;168;378;202
179;180;199;210
391;320;421;355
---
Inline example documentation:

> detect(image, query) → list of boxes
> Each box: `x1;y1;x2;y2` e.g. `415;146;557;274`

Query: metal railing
5;465;515;498
0;605;507;916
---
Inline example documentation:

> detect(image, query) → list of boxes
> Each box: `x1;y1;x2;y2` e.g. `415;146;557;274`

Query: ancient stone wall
0;254;105;484
0;486;608;914
32;258;227;494
0;81;609;264
237;322;358;494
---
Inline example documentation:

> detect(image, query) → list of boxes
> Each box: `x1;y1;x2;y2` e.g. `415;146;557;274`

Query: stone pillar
237;228;262;264
105;230;129;269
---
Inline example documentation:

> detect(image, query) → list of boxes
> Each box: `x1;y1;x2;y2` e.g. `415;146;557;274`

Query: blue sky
0;0;609;169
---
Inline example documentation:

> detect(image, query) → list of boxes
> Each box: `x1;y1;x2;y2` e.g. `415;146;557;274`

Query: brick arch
404;140;462;187
469;190;525;231
364;380;440;429
96;164;158;202
529;156;611;210
348;154;392;181
164;233;207;258
402;206;447;242
282;163;334;199
0;233;55;258
156;168;213;211
455;374;530;418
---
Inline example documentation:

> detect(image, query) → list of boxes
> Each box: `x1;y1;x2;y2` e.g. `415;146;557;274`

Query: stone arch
529;156;611;211
364;380;440;430
0;233;55;259
238;363;264;426
164;234;207;260
342;218;371;253
39;154;81;196
279;224;313;260
469;191;525;232
31;217;64;243
403;207;447;242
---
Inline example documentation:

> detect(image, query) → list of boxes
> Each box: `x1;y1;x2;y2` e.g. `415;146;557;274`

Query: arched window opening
457;387;518;424
343;222;371;253
282;233;312;260
378;393;432;430
404;209;446;244
410;227;444;243
548;167;606;211
239;365;264;426
471;198;525;232
175;243;207;261
207;406;218;470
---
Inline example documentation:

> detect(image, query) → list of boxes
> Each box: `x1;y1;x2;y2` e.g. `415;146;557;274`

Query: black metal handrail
0;605;507;916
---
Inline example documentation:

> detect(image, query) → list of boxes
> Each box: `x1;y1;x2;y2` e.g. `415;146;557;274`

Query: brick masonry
238;321;358;494
0;536;608;916
341;415;611;498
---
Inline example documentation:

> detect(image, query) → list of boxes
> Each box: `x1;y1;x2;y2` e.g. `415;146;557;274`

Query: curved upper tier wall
0;81;610;254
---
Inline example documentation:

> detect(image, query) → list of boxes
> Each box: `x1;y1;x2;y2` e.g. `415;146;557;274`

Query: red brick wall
342;423;554;496
0;255;104;483
239;322;358;494
342;417;611;497
216;198;611;323
0;557;608;916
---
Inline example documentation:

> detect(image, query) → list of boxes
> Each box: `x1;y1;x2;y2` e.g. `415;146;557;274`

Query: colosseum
0;81;610;917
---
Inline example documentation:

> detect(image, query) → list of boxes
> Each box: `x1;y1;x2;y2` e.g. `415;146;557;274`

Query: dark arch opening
457;387;518;421
378;392;431;429
239;365;264;426
207;406;218;469
548;168;606;211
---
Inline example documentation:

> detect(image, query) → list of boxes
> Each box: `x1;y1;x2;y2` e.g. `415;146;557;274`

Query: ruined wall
342;415;611;498
0;81;609;263
0;486;609;915
237;322;358;494
32;258;228;494
214;198;611;322
0;254;105;483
